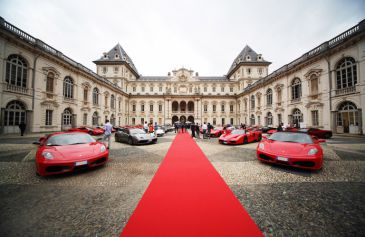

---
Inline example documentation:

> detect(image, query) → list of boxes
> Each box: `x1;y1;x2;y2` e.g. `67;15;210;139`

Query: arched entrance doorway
172;115;179;124
180;115;186;123
336;101;360;134
3;100;27;134
188;116;194;123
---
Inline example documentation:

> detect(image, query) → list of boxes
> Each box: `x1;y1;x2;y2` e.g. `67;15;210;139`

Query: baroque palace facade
0;17;365;135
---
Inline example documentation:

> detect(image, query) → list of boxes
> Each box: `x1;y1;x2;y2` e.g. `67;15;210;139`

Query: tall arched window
5;54;28;87
63;77;74;98
93;88;99;105
92;111;99;126
250;114;255;125
250;95;255;109
111;94;115;109
267;112;273;126
266;88;273;106
4;100;26;126
62;108;72;125
291;78;302;100
336;57;357;89
46;72;54;93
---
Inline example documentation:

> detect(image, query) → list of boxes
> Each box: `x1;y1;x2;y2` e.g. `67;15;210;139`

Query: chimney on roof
195;72;199;76
168;72;171;76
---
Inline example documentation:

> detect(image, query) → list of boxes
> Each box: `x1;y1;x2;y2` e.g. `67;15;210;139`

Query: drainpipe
31;42;42;133
325;56;333;132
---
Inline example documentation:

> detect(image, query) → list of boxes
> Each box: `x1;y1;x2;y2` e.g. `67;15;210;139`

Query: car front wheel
128;137;134;145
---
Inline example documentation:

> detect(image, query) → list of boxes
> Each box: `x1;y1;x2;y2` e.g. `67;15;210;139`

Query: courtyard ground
0;132;364;236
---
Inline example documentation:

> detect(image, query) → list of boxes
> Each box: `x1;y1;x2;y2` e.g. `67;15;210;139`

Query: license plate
75;161;87;166
277;156;288;162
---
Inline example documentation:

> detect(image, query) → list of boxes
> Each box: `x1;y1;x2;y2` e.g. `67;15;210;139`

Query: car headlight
308;148;318;155
258;143;265;150
42;152;54;159
100;145;106;152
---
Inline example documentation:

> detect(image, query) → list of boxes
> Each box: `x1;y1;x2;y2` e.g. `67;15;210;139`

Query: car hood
262;140;320;156
220;133;243;140
132;133;154;140
43;143;102;161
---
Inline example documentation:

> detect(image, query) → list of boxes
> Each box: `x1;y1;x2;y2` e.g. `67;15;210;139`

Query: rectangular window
150;87;153;92
278;114;282;124
159;87;162;92
141;104;145;112
221;87;224;92
212;87;216;92
221;105;225;112
159;104;162;112
230;105;234;112
230;87;233;92
114;67;118;73
81;113;87;125
204;104;207;112
132;104;136;112
133;87;136;92
83;89;88;101
213;105;216;112
132;118;135;125
213;118;216;125
221;118;225;125
230;118;234;125
312;110;319;126
141;118;144;124
150;104;153;112
45;110;53;126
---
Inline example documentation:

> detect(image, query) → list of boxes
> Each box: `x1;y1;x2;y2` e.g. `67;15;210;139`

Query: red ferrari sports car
219;129;262;145
34;132;109;176
68;126;104;135
297;128;332;139
210;127;224;137
256;132;324;170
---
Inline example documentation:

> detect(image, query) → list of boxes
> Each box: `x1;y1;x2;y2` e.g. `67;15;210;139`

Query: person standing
202;122;208;139
149;123;154;135
174;122;178;133
154;122;158;133
19;122;26;136
195;123;200;139
207;122;213;139
277;122;283;132
190;123;195;138
143;121;148;133
181;122;185;133
103;119;113;149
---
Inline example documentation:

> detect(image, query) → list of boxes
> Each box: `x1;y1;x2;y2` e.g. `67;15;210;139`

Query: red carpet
120;133;263;237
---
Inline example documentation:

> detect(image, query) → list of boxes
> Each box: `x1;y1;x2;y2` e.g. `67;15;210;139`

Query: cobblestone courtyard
0;132;364;236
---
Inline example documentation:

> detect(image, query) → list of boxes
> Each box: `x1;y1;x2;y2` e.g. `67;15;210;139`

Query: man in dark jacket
195;123;200;139
19;122;26;136
190;123;195;138
277;122;283;132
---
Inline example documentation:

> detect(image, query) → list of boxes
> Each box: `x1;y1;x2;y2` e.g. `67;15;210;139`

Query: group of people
143;121;158;134
174;122;214;139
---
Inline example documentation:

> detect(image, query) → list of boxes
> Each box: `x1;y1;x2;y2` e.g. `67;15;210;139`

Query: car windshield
231;130;246;135
46;133;95;146
269;132;313;144
130;129;146;135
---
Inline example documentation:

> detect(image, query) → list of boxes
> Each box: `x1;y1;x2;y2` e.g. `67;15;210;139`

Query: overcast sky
1;0;364;76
